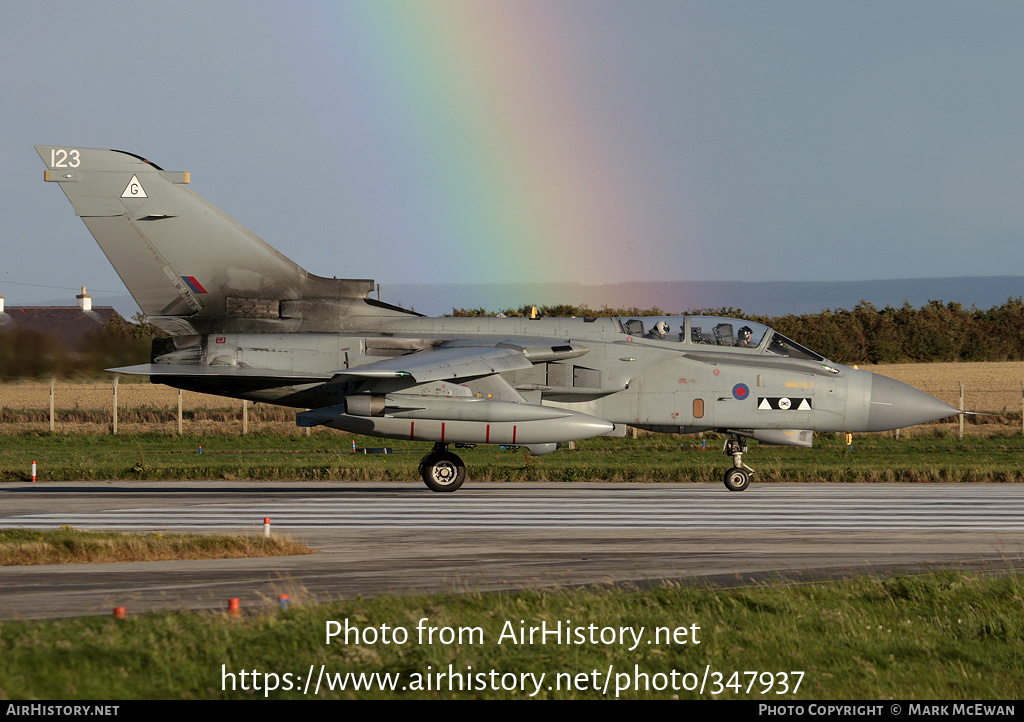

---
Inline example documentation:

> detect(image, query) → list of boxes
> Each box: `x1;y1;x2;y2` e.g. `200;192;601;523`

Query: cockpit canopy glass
616;315;826;362
688;317;768;348
764;332;824;362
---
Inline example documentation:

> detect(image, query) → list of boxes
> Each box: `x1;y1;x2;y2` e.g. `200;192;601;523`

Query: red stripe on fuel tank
410;421;415;440
513;425;517;444
441;422;445;442
485;424;490;443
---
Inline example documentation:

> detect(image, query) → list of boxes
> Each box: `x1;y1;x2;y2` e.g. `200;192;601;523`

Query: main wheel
420;451;466;492
723;467;750;492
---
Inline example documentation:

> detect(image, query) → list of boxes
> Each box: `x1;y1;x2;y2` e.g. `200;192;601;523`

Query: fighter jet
35;146;961;492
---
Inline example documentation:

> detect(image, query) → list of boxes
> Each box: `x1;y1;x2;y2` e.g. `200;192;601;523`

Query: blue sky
2;1;1023;314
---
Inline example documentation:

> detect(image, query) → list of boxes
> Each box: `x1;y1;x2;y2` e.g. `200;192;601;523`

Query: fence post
111;376;118;435
48;377;54;432
958;381;964;440
177;389;183;435
242;399;248;435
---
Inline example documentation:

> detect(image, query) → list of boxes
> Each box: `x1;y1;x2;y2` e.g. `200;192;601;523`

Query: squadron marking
121;174;147;198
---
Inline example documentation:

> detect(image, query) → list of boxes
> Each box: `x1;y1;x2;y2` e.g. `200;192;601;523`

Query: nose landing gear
722;434;754;491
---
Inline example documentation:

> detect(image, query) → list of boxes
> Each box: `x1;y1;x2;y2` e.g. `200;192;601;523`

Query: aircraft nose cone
866;373;961;431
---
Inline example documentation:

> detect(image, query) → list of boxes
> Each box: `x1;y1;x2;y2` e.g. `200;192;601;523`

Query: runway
0;481;1021;619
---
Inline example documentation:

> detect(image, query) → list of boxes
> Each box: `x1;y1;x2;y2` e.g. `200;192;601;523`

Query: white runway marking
2;486;1023;531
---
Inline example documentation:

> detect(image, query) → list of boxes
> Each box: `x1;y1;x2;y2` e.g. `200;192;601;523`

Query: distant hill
383;277;1024;317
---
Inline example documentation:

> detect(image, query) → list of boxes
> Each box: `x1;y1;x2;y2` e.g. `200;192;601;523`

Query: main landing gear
419;443;466;492
722;433;754;492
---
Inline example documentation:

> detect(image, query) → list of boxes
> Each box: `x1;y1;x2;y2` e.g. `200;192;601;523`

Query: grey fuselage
35;145;958;452
152;314;903;439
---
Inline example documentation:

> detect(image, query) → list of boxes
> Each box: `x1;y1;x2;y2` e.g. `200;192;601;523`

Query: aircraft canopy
616;315;825;362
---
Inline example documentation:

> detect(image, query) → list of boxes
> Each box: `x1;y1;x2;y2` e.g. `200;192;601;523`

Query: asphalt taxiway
0;481;1021;619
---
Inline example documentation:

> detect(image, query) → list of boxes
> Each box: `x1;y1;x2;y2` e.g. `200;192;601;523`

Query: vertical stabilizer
36;146;408;332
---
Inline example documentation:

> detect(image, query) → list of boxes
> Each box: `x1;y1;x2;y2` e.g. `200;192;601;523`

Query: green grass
0;527;316;565
1;431;1023;484
0;571;1021;699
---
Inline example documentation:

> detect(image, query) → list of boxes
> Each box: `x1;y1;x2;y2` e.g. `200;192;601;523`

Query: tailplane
36;146;413;333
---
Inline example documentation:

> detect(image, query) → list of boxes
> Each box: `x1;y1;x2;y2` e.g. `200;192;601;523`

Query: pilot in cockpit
646;320;670;339
736;326;753;346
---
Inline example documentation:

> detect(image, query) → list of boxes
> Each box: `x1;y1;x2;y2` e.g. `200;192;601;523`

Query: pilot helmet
655;321;669;336
738;326;752;341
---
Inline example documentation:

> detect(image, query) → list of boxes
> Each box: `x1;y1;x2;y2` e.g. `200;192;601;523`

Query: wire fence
2;377;1023;438
0;380;305;436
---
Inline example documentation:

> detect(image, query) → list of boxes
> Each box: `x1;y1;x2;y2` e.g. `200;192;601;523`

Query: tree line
0;314;163;380
450;297;1024;365
2;297;1023;379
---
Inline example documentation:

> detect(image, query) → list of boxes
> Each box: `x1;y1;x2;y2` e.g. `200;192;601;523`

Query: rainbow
271;2;695;304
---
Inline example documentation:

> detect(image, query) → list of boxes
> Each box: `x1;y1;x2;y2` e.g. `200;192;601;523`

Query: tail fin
36;146;411;333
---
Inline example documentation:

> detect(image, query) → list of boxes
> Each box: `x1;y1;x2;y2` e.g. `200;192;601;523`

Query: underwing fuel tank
297;397;614;445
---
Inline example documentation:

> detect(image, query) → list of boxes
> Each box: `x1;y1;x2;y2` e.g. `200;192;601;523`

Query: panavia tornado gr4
36;146;961;492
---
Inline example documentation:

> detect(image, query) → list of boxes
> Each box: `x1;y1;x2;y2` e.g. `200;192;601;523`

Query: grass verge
0;571;1021;699
1;431;1023;483
0;527;315;565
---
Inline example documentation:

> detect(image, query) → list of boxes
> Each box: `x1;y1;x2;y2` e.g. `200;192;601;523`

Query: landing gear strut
722;434;754;492
419;443;466;492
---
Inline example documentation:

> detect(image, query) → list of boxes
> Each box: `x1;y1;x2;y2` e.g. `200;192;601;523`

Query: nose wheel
723;467;751;492
722;434;754;492
419;443;466;492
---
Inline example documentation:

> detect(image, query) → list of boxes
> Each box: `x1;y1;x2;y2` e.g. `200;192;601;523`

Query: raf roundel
732;383;750;401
